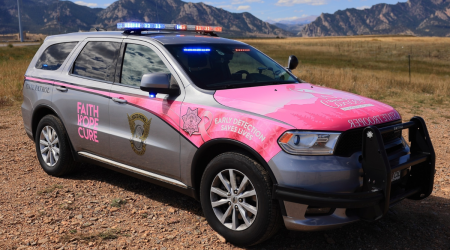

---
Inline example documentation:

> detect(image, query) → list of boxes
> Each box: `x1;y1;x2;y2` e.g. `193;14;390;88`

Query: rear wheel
200;152;281;246
35;115;76;176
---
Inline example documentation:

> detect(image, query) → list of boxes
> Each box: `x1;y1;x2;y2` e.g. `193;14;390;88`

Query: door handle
112;97;127;104
55;86;68;92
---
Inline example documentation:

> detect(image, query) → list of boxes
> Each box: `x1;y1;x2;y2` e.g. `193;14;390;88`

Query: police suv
22;22;436;246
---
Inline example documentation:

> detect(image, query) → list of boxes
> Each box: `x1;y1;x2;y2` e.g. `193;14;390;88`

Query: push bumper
272;117;435;230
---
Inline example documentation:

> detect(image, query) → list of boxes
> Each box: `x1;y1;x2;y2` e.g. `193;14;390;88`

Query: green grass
37;184;63;195
110;198;127;207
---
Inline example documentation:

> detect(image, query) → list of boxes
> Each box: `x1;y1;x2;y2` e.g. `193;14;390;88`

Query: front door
108;41;185;180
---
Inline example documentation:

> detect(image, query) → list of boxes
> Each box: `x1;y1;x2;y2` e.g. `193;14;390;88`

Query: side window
73;41;121;82
121;44;171;87
35;42;78;71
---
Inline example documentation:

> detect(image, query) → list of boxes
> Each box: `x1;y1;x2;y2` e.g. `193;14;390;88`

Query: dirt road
1;103;449;249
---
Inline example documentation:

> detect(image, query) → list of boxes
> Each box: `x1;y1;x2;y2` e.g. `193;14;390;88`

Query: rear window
35;42;78;71
72;41;121;82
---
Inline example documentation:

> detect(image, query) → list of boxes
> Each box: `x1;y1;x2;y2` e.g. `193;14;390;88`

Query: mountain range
267;15;317;34
1;0;450;37
300;0;450;37
0;0;291;37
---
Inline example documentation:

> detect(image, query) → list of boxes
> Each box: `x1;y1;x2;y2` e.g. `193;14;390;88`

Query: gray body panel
49;38;124;158
52;81;111;157
22;35;84;139
108;38;186;180
108;86;182;180
21;80;53;139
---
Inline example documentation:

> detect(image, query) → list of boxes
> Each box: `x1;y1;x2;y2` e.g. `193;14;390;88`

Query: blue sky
70;0;406;22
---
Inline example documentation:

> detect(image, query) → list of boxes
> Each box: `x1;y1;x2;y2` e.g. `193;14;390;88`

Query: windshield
165;44;298;90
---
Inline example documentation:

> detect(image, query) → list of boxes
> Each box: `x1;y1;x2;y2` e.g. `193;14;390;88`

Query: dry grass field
2;36;450;108
0;44;37;105
241;36;450;108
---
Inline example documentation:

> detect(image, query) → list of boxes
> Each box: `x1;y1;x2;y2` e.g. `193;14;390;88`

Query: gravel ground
1;103;449;250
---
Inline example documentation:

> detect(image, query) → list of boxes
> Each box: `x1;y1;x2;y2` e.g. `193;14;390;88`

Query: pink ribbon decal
198;111;213;142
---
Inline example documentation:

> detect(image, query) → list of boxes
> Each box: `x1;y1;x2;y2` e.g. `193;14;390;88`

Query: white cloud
356;5;371;10
231;0;263;4
275;0;328;7
74;1;98;7
237;5;251;10
103;3;111;7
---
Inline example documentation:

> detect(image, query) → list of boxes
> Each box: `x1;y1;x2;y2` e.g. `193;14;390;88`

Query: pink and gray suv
21;23;436;246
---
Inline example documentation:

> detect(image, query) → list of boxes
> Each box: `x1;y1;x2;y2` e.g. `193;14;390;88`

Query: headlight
278;131;341;155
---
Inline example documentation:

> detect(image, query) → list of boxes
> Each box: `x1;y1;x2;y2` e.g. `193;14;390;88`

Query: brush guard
359;116;435;221
273;116;435;222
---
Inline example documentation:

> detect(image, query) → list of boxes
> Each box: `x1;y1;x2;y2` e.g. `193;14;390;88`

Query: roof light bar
235;49;251;52
183;48;211;52
117;22;222;33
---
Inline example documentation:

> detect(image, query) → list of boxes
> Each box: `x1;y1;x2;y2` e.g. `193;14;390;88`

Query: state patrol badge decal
127;113;151;155
182;107;202;136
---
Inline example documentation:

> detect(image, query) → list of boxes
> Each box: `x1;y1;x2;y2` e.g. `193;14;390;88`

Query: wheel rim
210;169;258;231
39;125;60;167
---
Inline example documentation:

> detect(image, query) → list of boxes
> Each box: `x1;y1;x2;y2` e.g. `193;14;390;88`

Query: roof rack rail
117;22;222;37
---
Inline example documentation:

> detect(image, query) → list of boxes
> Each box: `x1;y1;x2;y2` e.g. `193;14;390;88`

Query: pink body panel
178;105;293;161
214;83;401;131
109;91;293;161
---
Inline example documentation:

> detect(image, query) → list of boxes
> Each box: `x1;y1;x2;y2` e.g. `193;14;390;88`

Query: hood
214;83;401;131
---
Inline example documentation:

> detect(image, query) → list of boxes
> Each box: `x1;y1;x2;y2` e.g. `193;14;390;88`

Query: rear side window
35;42;78;71
72;41;121;82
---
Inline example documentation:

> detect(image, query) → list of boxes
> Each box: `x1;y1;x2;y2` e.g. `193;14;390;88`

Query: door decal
77;102;99;143
127;113;152;155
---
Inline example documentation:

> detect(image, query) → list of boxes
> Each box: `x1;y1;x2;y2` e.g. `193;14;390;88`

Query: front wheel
200;152;281;246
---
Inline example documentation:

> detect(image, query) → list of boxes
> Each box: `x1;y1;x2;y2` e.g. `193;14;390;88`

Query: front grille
334;120;402;157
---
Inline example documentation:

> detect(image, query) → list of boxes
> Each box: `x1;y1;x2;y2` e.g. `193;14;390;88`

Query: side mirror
140;73;180;96
287;55;299;70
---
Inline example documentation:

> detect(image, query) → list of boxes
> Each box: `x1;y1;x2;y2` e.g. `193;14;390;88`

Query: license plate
392;171;401;181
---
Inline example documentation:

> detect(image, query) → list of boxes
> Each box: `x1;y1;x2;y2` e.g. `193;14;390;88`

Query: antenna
58;0;61;34
155;0;159;23
17;0;23;42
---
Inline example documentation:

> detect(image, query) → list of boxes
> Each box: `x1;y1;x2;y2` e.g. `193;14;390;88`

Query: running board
78;152;187;188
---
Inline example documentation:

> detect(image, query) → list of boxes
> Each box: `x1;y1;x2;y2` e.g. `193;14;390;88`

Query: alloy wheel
39;125;60;167
210;169;258;231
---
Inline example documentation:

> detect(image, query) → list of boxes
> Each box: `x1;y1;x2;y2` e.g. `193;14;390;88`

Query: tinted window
35;42;78;71
73;41;121;81
121;44;171;87
165;44;297;90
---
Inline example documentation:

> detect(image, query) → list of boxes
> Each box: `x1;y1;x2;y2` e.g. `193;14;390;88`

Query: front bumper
271;117;435;231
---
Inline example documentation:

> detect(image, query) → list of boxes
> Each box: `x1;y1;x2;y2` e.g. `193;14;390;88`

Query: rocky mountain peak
299;0;450;37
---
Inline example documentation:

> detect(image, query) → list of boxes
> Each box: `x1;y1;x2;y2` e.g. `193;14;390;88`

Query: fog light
305;207;332;215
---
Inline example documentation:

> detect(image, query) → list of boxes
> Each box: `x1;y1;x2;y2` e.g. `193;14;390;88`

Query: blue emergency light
183;48;211;52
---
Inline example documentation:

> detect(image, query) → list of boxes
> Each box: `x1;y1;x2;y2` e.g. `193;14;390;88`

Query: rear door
53;38;122;157
108;40;185;180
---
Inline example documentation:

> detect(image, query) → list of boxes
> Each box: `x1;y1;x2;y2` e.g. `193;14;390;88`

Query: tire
200;152;281;246
35;115;76;176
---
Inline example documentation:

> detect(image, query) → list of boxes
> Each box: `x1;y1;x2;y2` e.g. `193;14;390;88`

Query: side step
78;152;187;188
